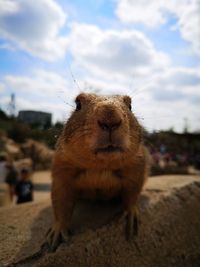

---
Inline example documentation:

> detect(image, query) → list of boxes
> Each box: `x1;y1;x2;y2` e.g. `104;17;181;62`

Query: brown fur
47;93;149;251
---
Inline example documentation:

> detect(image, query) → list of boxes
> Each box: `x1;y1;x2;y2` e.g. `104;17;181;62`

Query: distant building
18;110;52;128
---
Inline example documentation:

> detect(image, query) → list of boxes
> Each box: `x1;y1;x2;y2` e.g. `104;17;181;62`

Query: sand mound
0;175;200;267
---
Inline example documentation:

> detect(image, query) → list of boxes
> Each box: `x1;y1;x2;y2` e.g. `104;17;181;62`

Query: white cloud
0;65;200;131
116;0;168;27
60;23;200;132
131;66;200;132
3;69;72;97
68;23;170;81
0;0;19;15
116;0;200;55
0;0;69;60
176;0;200;55
0;69;81;121
0;3;199;132
129;67;200;104
0;82;5;92
135;98;200;133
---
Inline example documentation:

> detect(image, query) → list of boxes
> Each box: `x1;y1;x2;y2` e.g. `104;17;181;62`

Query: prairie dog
47;93;149;251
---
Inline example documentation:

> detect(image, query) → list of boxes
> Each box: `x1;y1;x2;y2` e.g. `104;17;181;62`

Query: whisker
69;127;93;141
135;116;145;121
71;132;92;144
67;63;82;92
129;86;153;99
57;89;75;108
128;76;159;99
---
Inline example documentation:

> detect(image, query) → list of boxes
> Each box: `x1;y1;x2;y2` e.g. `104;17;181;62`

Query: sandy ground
0;174;200;267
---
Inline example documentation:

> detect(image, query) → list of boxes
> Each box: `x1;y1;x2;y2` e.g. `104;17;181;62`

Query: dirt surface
0;175;200;267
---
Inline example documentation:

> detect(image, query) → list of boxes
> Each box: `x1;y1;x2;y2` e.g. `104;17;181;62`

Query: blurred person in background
5;161;18;201
15;168;34;204
0;153;7;184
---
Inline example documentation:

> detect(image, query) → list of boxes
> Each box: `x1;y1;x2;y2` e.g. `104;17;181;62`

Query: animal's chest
75;170;122;200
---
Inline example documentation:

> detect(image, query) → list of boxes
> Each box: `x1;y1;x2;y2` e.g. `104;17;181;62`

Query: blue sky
0;0;200;132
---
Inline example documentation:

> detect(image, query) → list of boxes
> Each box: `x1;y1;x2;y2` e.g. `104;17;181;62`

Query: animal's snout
94;102;129;151
96;104;122;133
98;119;122;132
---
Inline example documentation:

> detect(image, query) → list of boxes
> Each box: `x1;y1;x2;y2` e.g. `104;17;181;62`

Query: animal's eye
128;103;132;111
75;99;81;111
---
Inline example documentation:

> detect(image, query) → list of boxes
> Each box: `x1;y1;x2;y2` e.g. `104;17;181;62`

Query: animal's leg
46;169;76;252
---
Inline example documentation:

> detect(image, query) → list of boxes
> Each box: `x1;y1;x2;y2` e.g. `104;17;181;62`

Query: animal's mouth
95;145;124;154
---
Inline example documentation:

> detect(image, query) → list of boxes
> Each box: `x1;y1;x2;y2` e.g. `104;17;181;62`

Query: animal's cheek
84;131;99;150
113;130;130;148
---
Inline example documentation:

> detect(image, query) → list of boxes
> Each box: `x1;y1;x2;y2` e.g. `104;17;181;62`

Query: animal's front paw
45;223;70;252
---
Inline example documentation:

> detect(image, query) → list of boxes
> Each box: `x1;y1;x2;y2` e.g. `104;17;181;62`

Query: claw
50;231;62;252
46;229;54;248
45;224;70;252
61;229;70;242
45;227;51;237
125;206;139;241
133;207;138;236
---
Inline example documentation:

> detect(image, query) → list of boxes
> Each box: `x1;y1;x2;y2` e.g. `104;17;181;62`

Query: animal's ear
75;92;95;103
123;96;132;111
75;93;87;102
74;93;87;111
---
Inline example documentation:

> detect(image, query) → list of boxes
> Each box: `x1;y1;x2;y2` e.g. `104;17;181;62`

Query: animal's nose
98;120;122;132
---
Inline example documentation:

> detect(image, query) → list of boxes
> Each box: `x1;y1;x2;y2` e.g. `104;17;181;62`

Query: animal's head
61;93;143;168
